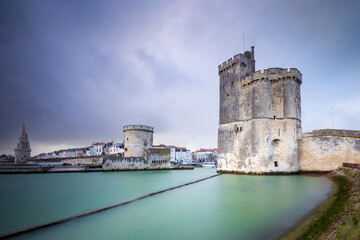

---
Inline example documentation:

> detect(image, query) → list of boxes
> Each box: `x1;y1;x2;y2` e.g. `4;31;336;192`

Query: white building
153;145;191;164
193;149;218;162
175;147;192;164
91;142;105;156
109;143;124;155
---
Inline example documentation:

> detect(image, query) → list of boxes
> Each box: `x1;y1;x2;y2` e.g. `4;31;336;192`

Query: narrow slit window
274;161;278;167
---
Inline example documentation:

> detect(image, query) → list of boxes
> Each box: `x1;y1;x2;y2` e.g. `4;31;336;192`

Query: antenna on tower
243;30;245;52
331;106;335;129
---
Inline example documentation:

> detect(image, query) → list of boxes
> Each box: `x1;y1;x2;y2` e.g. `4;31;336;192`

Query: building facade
153;144;176;162
14;123;31;164
91;142;105;156
218;47;302;173
175;147;192;164
193;149;217;162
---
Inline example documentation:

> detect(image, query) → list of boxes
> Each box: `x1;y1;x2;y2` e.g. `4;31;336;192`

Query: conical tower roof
20;122;27;138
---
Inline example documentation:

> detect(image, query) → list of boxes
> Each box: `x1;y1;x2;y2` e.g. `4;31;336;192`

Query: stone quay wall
102;157;148;170
29;156;103;165
299;129;360;171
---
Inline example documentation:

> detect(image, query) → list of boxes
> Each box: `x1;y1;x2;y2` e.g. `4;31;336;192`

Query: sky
1;0;360;155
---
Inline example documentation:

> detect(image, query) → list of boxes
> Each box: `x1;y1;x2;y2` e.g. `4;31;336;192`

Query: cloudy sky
1;0;359;155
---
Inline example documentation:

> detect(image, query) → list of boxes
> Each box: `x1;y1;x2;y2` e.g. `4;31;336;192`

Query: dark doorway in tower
271;139;280;168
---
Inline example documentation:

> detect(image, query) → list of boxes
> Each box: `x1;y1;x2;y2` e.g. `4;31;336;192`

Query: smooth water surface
1;170;332;239
0;168;216;235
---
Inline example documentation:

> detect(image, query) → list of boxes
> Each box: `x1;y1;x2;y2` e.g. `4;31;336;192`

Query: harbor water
0;169;332;239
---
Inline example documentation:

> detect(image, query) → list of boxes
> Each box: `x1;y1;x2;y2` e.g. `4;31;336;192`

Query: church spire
15;122;31;164
21;122;27;138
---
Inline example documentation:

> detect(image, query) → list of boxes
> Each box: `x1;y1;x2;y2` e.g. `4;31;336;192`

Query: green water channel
0;169;332;239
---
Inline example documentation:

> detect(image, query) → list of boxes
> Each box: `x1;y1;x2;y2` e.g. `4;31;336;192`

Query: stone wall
146;148;171;168
29;157;103;165
299;129;360;171
218;118;301;173
60;158;103;165
102;157;148;170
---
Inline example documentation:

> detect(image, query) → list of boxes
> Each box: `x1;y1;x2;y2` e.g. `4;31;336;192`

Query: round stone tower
123;125;154;158
217;47;302;174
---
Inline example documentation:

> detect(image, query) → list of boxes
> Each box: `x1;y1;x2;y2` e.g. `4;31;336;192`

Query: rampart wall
299;129;360;171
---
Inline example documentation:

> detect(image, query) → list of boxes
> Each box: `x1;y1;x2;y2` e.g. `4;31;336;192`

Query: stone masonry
123;125;154;158
217;47;302;173
299;129;360;171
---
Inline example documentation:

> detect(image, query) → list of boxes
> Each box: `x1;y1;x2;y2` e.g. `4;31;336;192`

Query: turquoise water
0;169;332;239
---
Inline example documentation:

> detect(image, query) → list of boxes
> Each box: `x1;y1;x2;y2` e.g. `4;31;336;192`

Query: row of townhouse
152;144;192;164
192;148;218;162
35;141;124;159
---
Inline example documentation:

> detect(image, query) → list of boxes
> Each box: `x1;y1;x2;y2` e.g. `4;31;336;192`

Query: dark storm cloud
1;0;360;154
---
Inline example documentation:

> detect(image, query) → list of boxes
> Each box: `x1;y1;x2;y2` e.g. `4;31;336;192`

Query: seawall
299;129;360;171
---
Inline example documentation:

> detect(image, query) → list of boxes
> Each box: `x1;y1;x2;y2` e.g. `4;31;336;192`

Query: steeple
21;122;27;139
14;122;31;164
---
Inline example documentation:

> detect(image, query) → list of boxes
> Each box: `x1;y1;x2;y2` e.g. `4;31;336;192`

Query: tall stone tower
217;47;302;174
14;122;31;164
123;125;154;158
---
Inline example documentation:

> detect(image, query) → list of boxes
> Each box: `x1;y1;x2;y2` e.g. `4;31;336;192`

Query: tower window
231;81;233;87
274;161;278;167
273;116;276;120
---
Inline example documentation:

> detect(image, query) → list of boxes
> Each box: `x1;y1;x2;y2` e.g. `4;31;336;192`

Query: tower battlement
254;67;301;78
218;46;255;75
123;125;154;133
240;68;302;87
